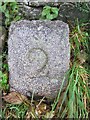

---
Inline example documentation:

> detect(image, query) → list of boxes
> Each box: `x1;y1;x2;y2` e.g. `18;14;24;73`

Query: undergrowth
75;2;90;13
0;2;21;27
52;20;90;118
0;103;28;119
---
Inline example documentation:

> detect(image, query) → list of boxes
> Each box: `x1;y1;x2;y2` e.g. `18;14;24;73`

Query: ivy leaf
41;5;59;20
46;14;54;20
41;8;50;17
51;7;59;17
44;5;51;10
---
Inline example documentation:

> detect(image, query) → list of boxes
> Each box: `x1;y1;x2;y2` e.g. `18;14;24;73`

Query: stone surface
17;0;90;2
26;1;60;7
0;25;6;53
18;2;90;23
8;20;70;99
0;13;2;26
20;5;42;20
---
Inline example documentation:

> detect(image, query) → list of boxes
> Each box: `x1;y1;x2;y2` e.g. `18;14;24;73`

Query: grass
52;20;90;118
75;2;90;13
0;103;29;119
57;63;89;118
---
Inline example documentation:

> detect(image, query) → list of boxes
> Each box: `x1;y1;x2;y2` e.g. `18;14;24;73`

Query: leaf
44;111;55;118
0;71;2;78
36;103;47;115
51;7;59;15
46;14;54;20
41;8;50;17
5;10;9;18
2;3;7;11
5;18;10;26
41;5;59;20
2;91;28;104
43;6;51;10
0;6;4;13
14;16;21;21
10;2;18;10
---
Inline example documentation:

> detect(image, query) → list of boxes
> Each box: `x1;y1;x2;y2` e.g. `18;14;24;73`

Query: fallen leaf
44;111;55;118
36;103;47;115
2;91;29;104
26;106;36;119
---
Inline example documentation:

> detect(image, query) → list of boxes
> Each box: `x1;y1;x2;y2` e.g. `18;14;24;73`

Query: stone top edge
1;0;90;2
10;19;69;28
9;20;69;36
11;19;68;24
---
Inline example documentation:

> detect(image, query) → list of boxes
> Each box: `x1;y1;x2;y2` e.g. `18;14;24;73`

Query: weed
51;20;90;118
70;20;89;59
0;2;21;27
0;71;9;92
41;6;59;20
0;103;29;119
75;2;90;13
0;52;9;92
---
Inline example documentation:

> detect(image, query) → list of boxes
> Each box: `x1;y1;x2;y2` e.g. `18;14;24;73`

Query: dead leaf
26;106;36;119
44;111;55;118
35;103;47;115
77;52;88;65
2;91;29;104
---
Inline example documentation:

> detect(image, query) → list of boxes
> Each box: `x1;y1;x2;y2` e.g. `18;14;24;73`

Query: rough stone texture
0;26;6;53
0;13;7;53
19;4;42;20
0;13;2;26
18;2;90;24
25;1;60;7
17;0;90;3
8;20;70;99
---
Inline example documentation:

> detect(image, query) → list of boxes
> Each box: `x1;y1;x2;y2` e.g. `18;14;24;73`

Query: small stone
0;25;6;52
8;20;70;100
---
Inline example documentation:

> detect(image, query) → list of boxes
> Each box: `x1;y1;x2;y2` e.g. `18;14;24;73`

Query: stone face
0;26;6;53
18;2;90;24
8;20;70;99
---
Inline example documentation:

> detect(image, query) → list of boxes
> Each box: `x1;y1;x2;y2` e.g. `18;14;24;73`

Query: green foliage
0;52;9;92
0;103;29;119
51;21;90;118
75;2;90;13
0;2;21;27
3;63;8;71
41;6;59;20
70;20;89;60
0;71;9;91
